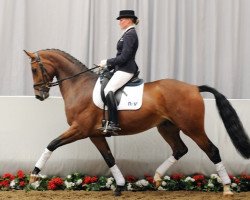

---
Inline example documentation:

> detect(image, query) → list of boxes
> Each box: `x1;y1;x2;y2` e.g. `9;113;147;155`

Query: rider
99;10;139;132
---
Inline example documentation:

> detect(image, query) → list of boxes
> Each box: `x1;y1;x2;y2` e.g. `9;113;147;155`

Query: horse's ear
23;50;35;59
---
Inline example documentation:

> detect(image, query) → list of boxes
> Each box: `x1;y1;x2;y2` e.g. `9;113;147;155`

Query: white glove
99;59;107;69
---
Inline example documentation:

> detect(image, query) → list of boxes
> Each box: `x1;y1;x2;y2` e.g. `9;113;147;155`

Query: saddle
100;69;143;105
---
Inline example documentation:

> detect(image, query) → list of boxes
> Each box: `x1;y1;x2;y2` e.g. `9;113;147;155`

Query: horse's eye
32;68;37;73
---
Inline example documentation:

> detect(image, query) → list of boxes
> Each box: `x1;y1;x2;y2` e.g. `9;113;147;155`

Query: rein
32;52;100;90
48;65;100;87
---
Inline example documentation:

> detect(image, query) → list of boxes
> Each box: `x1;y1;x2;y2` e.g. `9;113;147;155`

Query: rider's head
116;10;139;30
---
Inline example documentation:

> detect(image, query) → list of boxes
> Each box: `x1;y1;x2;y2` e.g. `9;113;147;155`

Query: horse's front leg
90;137;125;196
29;122;82;183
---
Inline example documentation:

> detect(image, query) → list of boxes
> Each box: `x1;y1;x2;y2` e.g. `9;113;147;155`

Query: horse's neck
52;55;97;103
55;58;87;81
59;76;96;106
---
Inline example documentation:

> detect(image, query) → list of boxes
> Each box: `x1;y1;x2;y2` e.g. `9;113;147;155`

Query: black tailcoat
107;27;138;73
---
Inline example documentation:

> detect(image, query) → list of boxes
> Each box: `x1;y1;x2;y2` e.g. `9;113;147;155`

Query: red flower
53;177;63;185
241;174;250;180
193;174;205;181
125;175;137;183
47;177;63;190
171;173;184;181
229;174;234;180
144;174;154;184
91;176;98;183
0;180;10;188
17;170;25;179
83;176;92;184
234;178;240;184
144;174;151;177
2;173;15;180
19;181;26;187
197;182;202;187
48;183;56;190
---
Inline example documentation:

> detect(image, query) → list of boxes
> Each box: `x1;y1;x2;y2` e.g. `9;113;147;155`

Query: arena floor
0;191;249;200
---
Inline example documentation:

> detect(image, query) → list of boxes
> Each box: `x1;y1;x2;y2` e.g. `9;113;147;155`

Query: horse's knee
173;146;188;160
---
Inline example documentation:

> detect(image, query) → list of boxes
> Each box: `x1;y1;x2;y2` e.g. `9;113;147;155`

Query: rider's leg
106;91;120;129
104;71;134;130
104;71;134;95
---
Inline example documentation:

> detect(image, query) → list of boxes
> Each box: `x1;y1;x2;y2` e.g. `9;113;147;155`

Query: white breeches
104;71;134;96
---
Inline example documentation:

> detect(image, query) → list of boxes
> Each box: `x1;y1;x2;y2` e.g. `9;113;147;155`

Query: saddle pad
92;77;144;110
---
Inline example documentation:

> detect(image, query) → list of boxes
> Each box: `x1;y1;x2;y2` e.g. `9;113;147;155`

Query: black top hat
116;10;138;20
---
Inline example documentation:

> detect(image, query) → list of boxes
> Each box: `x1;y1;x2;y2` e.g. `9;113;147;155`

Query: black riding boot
106;91;121;132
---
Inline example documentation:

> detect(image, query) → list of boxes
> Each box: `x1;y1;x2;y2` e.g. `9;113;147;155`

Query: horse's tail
198;85;250;159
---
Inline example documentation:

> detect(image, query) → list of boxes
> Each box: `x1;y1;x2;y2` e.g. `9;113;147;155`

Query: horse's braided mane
41;48;88;70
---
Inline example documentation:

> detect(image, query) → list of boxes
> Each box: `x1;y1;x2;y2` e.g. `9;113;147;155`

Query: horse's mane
40;49;88;71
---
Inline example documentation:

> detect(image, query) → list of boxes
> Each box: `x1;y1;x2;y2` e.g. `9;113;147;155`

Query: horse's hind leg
154;120;188;186
90;137;124;196
184;129;233;196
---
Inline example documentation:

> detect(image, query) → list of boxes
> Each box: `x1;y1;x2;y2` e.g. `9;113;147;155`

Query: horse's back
143;78;204;117
144;78;199;97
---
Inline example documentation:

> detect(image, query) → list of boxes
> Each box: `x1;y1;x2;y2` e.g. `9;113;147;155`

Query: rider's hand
99;59;107;69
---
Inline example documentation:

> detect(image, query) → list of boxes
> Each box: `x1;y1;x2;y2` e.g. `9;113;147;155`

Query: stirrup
106;126;121;132
98;120;109;133
98;121;120;135
98;121;121;136
107;122;121;132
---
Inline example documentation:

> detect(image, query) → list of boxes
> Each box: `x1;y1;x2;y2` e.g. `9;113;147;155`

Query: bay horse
24;49;250;196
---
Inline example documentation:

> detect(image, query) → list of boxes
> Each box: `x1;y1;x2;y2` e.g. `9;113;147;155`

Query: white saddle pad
92;77;144;110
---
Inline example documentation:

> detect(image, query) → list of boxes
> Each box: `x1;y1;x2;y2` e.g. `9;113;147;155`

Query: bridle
32;52;51;92
31;52;100;91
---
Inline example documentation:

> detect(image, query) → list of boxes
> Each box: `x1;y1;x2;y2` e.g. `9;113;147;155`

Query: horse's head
24;50;55;101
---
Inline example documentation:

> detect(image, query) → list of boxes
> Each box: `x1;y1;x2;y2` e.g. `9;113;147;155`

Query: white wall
0;96;249;177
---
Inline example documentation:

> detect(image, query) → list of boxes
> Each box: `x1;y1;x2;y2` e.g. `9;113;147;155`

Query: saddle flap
93;77;144;111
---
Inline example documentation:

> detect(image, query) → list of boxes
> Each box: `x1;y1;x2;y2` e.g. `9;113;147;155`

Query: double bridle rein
31;52;100;91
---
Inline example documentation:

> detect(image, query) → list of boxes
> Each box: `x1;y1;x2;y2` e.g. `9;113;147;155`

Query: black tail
199;85;250;159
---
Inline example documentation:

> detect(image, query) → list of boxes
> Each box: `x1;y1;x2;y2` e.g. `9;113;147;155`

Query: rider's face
119;18;133;30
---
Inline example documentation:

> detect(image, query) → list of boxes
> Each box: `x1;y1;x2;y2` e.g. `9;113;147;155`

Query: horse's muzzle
35;91;49;101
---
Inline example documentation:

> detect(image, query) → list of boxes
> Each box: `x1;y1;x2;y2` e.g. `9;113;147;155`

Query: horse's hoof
223;185;234;197
154;180;162;188
114;190;122;196
223;191;234;197
153;172;162;188
114;185;123;196
29;174;39;184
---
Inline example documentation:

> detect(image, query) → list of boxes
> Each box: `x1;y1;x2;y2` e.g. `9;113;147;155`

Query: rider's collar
121;25;135;36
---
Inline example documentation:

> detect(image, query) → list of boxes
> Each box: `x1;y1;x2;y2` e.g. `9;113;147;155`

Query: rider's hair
132;18;139;25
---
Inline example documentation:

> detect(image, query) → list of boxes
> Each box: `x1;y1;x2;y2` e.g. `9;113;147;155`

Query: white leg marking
110;164;125;186
35;148;52;170
155;155;177;177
